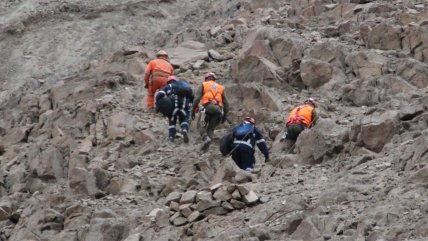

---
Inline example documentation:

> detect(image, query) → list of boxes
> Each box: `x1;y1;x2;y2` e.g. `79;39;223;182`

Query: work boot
182;131;189;143
200;136;211;151
167;136;174;143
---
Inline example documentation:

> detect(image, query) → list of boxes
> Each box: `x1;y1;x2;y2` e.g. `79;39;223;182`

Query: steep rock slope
0;0;428;241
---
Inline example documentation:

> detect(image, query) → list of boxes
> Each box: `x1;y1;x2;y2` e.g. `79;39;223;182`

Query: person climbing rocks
144;49;174;112
230;117;269;172
281;98;319;153
156;75;194;143
192;72;229;151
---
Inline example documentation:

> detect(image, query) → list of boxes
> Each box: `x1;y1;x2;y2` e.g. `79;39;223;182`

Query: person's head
167;75;177;84
244;117;256;125
156;50;168;59
304;98;317;108
204;72;217;81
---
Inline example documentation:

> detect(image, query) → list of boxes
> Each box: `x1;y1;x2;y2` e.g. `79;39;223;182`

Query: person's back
144;50;174;110
192;72;229;151
156;76;193;143
230;117;269;172
282;98;318;153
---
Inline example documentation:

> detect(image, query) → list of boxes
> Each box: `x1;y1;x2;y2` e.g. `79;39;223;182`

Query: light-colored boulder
397;58;428;88
300;59;333;88
345;51;389;79
166;41;208;68
296;119;348;164
361;22;402;50
350;111;400;152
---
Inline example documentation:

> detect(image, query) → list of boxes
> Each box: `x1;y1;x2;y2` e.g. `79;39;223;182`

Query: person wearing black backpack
230;117;269;172
155;75;194;143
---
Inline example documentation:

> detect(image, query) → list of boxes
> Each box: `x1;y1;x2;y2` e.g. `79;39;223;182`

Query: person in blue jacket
231;117;269;172
156;76;194;143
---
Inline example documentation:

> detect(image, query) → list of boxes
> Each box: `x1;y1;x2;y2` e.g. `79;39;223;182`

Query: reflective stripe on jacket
201;81;224;106
287;104;314;127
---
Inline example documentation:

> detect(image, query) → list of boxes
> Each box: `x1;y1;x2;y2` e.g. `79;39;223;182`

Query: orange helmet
167;75;177;83
244;117;256;125
205;72;217;81
304;98;317;107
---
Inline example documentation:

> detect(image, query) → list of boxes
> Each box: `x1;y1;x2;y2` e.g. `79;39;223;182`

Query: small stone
173;217;188;226
213;187;232;201
237;185;249;196
202;207;228;216
208;49;224;61
231;189;241;200
225;184;236;193
165;191;182;205
230;199;246;209
195;199;221;211
196;191;212;202
210;183;223;192
243;191;259;204
179;204;193;218
170;201;179;212
169;211;181;223
188;211;203;222
180;190;197;204
221;201;234;211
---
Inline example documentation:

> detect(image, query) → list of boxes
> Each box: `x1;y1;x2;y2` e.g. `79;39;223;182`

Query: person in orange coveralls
144;50;174;111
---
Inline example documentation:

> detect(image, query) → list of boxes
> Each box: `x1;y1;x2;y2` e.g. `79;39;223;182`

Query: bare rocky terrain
0;0;428;240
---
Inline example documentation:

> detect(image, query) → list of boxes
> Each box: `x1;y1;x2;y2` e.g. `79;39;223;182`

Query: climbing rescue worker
192;72;229;151
144;50;174;111
156;76;194;143
230;117;269;172
281;98;318;153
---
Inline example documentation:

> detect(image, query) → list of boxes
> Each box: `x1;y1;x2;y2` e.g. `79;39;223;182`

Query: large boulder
68;167;101;197
165;40;209;68
361;22;402;50
341;75;417;106
396;58;428;88
28;146;67;180
402;23;428;63
300;59;333;88
306;40;345;68
270;35;306;68
232;28;289;88
350;110;400;153
345;51;389;79
295;119;348;165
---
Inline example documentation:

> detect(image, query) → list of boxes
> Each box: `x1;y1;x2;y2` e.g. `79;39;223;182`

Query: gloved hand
144;83;149;89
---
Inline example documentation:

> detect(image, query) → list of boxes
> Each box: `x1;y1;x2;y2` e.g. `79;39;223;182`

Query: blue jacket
232;122;269;159
155;82;194;110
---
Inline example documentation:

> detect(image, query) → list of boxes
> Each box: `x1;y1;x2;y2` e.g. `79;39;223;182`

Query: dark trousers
169;109;190;139
231;144;255;170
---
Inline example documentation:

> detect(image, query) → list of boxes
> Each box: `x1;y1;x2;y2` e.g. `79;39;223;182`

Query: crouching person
230;117;269;172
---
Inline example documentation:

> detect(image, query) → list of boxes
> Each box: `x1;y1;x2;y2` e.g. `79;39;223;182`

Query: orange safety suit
286;104;314;127
201;81;224;106
144;58;174;109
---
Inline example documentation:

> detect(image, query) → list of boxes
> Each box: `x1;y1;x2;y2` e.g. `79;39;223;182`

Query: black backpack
172;80;192;97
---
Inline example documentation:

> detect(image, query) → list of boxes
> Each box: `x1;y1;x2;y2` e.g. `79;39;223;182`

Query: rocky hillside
0;0;428;240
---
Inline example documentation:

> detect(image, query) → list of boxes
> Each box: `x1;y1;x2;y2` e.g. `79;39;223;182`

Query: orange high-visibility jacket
287;104;314;127
201;81;224;106
144;59;174;83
